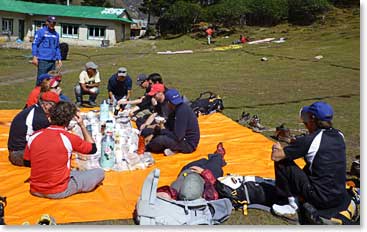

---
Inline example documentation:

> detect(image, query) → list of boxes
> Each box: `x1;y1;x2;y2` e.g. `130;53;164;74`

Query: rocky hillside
71;0;145;19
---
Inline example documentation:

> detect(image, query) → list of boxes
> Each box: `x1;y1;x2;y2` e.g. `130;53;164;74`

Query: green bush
244;0;288;26
159;1;202;34
205;0;249;27
288;0;330;25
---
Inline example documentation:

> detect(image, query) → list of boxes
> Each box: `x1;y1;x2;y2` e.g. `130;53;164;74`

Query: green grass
0;6;359;225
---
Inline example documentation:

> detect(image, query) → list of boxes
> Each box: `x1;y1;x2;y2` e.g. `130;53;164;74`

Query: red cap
148;83;165;96
49;78;59;88
41;91;60;103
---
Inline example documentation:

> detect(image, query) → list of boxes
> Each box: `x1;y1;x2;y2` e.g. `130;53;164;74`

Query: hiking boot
275;123;294;143
214;142;226;158
350;156;360;178
164;148;177;156
272;204;299;222
302;202;323;225
248;115;266;132
237;112;250;124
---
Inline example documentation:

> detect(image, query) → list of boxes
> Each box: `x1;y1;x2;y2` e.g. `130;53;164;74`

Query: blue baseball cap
47;16;56;23
36;73;53;86
165;89;183;105
301;101;334;122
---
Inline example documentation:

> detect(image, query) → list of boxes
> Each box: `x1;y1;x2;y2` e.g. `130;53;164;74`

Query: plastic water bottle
100;131;115;170
100;100;109;122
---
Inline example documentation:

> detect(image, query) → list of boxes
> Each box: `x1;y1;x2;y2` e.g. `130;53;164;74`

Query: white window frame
61;23;79;39
2;18;13;35
87;25;106;40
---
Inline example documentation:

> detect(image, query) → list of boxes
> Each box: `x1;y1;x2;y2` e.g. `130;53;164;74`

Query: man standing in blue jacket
32;16;62;79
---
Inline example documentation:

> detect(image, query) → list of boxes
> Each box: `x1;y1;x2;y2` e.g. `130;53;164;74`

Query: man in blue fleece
32;16;62;79
146;88;200;156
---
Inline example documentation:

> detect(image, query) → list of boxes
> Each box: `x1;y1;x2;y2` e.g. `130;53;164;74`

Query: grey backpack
135;168;233;225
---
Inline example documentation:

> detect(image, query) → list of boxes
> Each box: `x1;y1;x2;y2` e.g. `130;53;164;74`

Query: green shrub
288;0;330;25
159;1;202;34
244;0;288;26
205;0;249;27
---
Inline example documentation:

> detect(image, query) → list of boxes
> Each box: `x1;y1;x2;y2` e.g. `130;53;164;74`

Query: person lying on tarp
144;88;200;156
270;101;353;222
8;92;60;166
157;143;226;201
24;101;104;199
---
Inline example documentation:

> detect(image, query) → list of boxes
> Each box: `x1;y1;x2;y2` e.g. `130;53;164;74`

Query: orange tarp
0;110;286;225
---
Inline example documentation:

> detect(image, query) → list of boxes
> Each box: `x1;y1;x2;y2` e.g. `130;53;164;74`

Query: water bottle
100;131;115;170
100;100;109;122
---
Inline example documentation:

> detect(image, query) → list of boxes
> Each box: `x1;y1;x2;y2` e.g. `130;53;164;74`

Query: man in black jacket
146;88;200;156
270;101;350;222
8;92;60;166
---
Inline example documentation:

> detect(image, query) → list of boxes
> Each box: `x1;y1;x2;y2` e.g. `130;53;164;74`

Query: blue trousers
37;59;56;79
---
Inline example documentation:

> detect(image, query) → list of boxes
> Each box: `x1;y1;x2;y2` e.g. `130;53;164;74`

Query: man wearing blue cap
270;101;352;223
146;88;200;156
32;16;62;79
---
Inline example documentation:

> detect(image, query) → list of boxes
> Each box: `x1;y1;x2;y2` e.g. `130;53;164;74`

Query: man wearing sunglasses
270;101;351;223
32;16;62;80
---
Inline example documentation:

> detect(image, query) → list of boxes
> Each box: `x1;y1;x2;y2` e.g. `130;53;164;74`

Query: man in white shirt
74;61;101;107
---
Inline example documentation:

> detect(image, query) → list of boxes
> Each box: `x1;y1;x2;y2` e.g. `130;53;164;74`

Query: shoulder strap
140;168;160;204
195;91;216;101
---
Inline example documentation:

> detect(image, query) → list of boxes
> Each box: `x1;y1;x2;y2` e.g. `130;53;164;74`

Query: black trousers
274;159;322;206
180;154;225;179
146;134;195;154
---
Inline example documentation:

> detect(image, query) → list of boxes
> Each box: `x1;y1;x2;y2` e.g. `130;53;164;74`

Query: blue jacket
107;74;132;100
284;128;348;208
32;26;61;61
164;103;200;150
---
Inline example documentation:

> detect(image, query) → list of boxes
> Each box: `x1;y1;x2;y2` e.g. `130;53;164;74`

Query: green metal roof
0;0;133;23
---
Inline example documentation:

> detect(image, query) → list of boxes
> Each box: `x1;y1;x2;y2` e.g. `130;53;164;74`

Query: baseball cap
36;73;53;86
301;101;334;122
117;67;127;77
136;74;148;86
148;83;165;96
46;16;56;23
40;91;60;104
171;169;205;201
85;61;98;70
165;89;183;105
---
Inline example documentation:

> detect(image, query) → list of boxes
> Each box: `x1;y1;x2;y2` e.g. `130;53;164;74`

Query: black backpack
190;91;224;116
0;196;6;225
214;175;277;215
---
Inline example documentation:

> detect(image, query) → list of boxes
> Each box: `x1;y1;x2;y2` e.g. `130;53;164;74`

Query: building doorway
18;19;24;40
